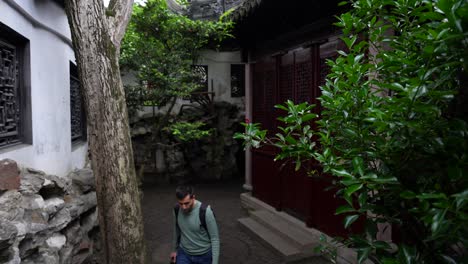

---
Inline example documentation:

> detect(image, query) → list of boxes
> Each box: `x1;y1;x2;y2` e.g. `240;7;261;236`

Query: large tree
65;0;146;263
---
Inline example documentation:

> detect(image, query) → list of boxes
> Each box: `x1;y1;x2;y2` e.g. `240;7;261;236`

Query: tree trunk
64;0;146;263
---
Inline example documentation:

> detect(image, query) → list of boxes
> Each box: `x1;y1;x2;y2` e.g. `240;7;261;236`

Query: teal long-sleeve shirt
173;200;220;264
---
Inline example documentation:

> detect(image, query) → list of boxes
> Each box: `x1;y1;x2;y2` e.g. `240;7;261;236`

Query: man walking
170;185;220;264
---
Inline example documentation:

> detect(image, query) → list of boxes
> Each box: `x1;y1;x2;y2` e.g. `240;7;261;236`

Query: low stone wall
131;101;244;183
0;159;99;264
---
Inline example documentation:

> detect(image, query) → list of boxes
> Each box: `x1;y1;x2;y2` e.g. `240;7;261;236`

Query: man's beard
182;206;193;214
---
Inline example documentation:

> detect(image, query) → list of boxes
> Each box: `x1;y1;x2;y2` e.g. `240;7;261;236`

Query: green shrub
235;0;468;262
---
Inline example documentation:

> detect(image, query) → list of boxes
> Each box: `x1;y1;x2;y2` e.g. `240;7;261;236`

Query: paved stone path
142;180;287;264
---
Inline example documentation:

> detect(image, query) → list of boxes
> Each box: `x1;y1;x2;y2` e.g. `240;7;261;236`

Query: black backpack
174;203;212;244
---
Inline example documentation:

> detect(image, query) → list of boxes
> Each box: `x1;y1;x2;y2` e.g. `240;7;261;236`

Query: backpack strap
199;204;208;234
199;204;216;239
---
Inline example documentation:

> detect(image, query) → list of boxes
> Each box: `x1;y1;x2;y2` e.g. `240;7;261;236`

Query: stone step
238;217;303;262
250;210;320;252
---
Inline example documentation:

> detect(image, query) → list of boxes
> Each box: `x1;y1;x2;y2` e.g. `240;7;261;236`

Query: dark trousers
176;248;212;264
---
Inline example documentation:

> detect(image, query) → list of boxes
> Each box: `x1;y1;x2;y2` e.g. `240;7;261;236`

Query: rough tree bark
64;0;146;263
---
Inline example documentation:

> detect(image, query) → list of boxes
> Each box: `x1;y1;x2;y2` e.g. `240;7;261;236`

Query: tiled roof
228;0;264;21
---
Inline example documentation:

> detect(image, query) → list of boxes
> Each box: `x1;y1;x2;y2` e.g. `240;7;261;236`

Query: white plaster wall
0;0;88;176
15;0;72;39
197;49;244;108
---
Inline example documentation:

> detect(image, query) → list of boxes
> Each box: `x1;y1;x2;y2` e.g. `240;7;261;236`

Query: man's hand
170;252;177;264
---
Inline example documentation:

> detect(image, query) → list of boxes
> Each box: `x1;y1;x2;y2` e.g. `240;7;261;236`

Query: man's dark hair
175;185;194;200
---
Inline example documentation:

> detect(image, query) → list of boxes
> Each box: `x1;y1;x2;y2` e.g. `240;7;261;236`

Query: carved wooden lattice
253;60;276;131
252;67;267;127
70;70;85;142
230;64;245;97
295;61;313;103
192;65;208;92
279;65;294;102
0;40;20;148
320;56;336;86
264;70;275;130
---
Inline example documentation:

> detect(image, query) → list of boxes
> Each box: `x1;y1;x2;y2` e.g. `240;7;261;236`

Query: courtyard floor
142;180;288;264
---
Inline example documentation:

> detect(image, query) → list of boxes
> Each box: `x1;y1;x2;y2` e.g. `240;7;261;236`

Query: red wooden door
251;56;280;209
251;39;362;237
277;47;317;221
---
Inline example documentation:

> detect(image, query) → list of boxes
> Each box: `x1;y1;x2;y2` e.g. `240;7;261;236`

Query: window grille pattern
0;40;20;148
253;61;276;131
279;64;294;102
295;61;313;103
231;64;245;97
70;63;86;142
192;65;208;92
320;56;336;86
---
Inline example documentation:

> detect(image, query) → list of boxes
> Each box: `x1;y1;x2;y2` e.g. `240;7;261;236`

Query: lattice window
192;65;208;92
295;61;313;103
70;62;86;143
320;55;337;87
253;68;267;126
253;65;272;129
279;65;294;102
0;39;21;148
230;64;245;97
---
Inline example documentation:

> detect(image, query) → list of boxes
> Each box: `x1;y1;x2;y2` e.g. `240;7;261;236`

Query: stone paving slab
142;180;290;264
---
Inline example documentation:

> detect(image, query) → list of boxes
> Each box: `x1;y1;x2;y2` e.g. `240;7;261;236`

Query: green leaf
342;179;360;186
344;193;353;206
358;192;367;207
400;191;416;199
440;255;457;264
345;184;363;197
301;113;317;122
357;247;371;264
331;169;354;179
295;160;301;171
354;54;365;64
352;156;365;177
285;135;296;144
323;148;331;158
274;104;288;111
361;173;377;180
417;193;447;200
337;50;348;57
453;189;468;209
343;128;358;137
372;177;398;184
338;1;348;6
391;82;405;91
431;209;447;234
342;35;357;49
374;241;391;249
344;215;359;229
319;233;327;242
398;245;416;264
335;204;355;215
437;0;451;14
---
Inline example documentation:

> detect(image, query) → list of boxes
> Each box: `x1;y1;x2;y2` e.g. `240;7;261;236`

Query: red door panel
250;38;363;238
